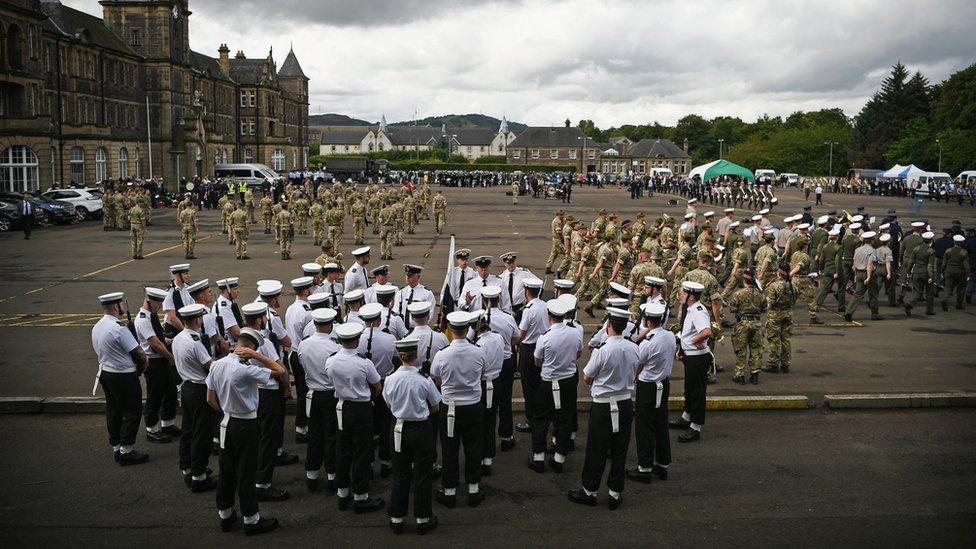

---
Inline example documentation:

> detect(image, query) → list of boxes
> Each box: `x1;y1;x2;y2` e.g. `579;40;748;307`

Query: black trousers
290;353;308;429
144;357;176;428
179;381;214;475
373;396;393;464
682;353;713;426
336;400;374;495
439;402;484;489
481;379;498;459
389;420;436;520
256;388;285;485
518;342;539;424
305;390;338;476
581;400;633;493
22;214;32;239
496;356;517;439
531;376;577;455
635;379;671;468
99;370;143;446
216;417;259;517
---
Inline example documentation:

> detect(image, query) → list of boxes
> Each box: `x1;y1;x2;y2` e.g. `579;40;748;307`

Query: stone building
505;122;599;170
0;0;309;192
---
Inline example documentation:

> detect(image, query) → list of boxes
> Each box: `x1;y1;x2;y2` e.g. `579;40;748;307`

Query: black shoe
668;419;691;430
219;510;237;532
608;494;622;510
118;450;149;466
761;365;780;374
652;465;668;480
390;521;404;535
256;486;290;502
114;450;120;463
161;425;182;437
843;314;853;322
306;478;318;492
732;375;746;385
749;372;759;385
567;488;597;507
191;476;219;493
515;422;532;433
481;464;492;477
527;458;545;474
353;497;385;514
677;428;701;443
626;467;653;483
417;515;439;535
274;452;299;466
337;495;351;511
547;456;563;474
244;516;279;536
146;431;172;443
380;464;393;478
468;490;485;508
780;365;790;373
500;438;515;452
295;431;308;444
434;489;457;508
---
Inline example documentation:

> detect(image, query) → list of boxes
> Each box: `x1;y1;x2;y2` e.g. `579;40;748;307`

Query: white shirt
133;307;162;358
357;327;397;378
498;267;536;312
637;326;676;383
260;307;288;356
588;319;638;349
162;283;192;313
407;325;449;368
430;339;486;404
322;280;344;313
365;282;397;304
212;296;239;343
345;310;364;326
172;328;212;383
285;299;312;351
534;322;582;381
476;331;505;380
382;366;441;421
583;335;639;399
467;308;518;358
255;339;282;390
680;301;711;352
206;356;271;417
298;332;341;391
91;314;139;372
564;318;585;344
461;274;509;312
444;266;475;303
326;347;381;401
393;283;435;321
378;307;408;339
518;297;548;345
344;262;370;294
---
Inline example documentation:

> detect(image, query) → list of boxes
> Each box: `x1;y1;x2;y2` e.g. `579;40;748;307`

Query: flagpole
146;96;153;179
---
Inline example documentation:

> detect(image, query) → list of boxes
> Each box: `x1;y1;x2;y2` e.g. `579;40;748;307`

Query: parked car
42;187;103;221
0;191;76;225
214;163;279;188
0;200;24;232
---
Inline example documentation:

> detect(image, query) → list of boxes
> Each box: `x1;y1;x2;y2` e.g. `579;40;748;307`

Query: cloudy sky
66;0;976;127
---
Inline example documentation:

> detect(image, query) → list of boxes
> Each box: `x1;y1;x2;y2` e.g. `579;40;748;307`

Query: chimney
683;137;689;153
218;44;230;75
235;50;246;60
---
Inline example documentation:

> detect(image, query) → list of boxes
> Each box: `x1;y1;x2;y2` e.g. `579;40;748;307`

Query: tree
577;119;605;141
884;116;936;170
672;115;712;164
852;62;931;167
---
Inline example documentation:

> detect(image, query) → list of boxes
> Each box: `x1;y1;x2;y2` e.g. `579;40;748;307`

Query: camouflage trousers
279;231;293;255
395;225;404;246
558;253;577;277
434;211;445;234
247;205;256;224
116;210;129;230
764;310;792;367
732;317;763;377
720;275;741;302
406;212;416;234
103;209;116;229
546;238;562;269
791;275;819;319
130;226;144;257
574;270;592;300
297;217;308;235
181;227;196;257
354;220;366;244
380;228;394;259
328;227;341;251
312;220;325;245
590;270;612;305
263;213;273;234
234;228;248;259
371;212;380;234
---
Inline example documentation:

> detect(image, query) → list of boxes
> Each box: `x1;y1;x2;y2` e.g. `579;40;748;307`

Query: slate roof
508;126;585;148
383;126;443;146
453;128;495;145
627;138;690;158
189;51;234;83
40;0;140;58
278;49;307;79
320;127;372;145
228;58;270;85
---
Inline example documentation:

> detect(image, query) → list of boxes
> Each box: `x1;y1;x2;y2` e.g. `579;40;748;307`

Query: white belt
92;365;102;396
219;415;229;449
655;380;664;409
394;418;404;452
485;379;494;409
305;392;313;418
92;364;136;395
445;402;457;438
551;379;562;410
336;399;344;431
682;347;710;356
592;394;630;433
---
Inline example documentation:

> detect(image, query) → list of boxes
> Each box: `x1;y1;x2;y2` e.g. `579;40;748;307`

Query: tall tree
852;62;931;167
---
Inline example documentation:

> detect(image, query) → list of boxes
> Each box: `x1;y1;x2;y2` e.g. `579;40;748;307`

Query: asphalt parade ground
0;185;973;401
0;409;973;546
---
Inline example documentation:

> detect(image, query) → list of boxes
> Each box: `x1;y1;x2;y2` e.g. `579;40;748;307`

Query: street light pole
936;138;942;172
718;138;724;159
823;141;838;179
577;135;588;173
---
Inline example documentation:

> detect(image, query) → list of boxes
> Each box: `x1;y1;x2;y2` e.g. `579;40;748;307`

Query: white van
214;163;279;187
755;169;776;181
651;167;673;178
955;170;976;185
780;173;799;185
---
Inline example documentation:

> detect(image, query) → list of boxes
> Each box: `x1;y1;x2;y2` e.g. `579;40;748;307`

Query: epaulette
270;310;280;317
328;351;338;357
541;328;551;335
432;327;442;333
138;312;147;318
357;353;368;359
524;303;532;310
190;333;201;341
302;303;311;311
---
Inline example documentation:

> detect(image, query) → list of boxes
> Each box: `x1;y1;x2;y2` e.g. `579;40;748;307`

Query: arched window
272;149;285;171
95;147;107;181
0;145;39;193
118;146;128;178
69;146;85;185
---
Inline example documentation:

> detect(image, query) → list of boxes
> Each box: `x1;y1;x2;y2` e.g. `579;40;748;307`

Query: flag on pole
438;235;456;327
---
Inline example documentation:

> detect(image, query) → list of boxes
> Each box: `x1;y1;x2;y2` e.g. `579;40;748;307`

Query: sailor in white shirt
187;279;228;358
431;311;488;508
382;338;441;535
460;255;508;312
515;277;546;433
172;303;217;491
326;322;385;513
298;308;341;492
302;263;326;295
343;288;366;325
364;264;394;303
213;277;243;346
286;276;315;441
529;298;582;474
442;249;474;315
134;287;178;443
302;292;335;339
240;301;294;502
589;297;638;349
344;246;372;294
374;284;408;339
255;281;293;357
321;263;345;320
206;328;286;536
472;308;504;474
557;293;585;343
626;302;675;484
553;278;576;298
498;251;536;320
162;263;193;336
404;301;449;376
671;281;713;443
357;303;398;476
395;264;436;332
472;285;519;450
641;276;670;326
92;291;149;465
569;307;639;510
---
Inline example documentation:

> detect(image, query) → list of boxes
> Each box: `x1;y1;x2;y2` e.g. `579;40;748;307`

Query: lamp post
577;135;588;173
936;138;942;172
823;141;838;179
717;138;725;159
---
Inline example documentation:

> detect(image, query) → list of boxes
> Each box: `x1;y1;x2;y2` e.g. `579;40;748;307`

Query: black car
0;191;76;225
0;200;23;232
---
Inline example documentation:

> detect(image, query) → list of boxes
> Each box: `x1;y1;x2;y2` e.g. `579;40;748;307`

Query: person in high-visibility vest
238;181;248;204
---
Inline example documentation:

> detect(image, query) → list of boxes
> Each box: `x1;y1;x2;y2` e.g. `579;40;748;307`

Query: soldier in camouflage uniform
128;200;147;259
815;228;842;309
419;181;431;219
137;189;152;226
574;230;597;302
433;191;447;234
545;210;565;274
351;197;367;245
754;230;778;289
557;220;580;277
116;190;131;230
403;193;416;234
584;234;617;317
612;233;635;285
591;209;608;238
627;249;666;316
763;263;796;373
905;231;936;316
244;187;256;224
309;198;325;245
836;225;861;311
379;203;396;260
276;203;295;260
789;233;823;324
230;203;249;260
368;194;382;234
292;193;309;235
721;235;749;302
315;242;344;270
102;189;116;230
178;204;198;259
222;196;237;244
326;201;343;251
630;212;647;245
728;270;765;384
392;201;405;246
